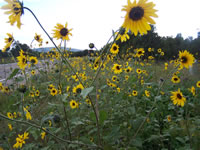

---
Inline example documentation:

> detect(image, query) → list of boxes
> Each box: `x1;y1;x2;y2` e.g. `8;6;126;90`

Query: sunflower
31;70;35;75
34;33;43;43
52;22;72;40
136;48;145;58
188;86;195;96
70;100;78;109
125;66;132;73
4;33;14;46
196;81;200;88
122;0;158;36
170;88;186;107
178;50;195;69
73;84;84;94
145;90;150;97
50;88;58;96
171;75;180;83
132;90;138;96
29;56;38;65
2;44;10;52
112;76;118;82
1;0;24;29
7;112;13;119
136;68;142;74
116;28;130;42
0;82;4;92
110;43;119;54
112;64;123;74
17;55;27;70
167;115;171;122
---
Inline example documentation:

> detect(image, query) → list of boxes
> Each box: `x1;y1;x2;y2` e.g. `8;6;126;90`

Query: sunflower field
0;0;200;150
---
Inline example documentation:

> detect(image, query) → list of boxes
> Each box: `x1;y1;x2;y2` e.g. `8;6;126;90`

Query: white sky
0;0;200;50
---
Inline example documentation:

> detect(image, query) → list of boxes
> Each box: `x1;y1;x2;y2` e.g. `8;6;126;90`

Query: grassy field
0;53;200;149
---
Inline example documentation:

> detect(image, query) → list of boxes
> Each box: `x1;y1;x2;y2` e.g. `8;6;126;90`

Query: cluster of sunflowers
0;0;200;149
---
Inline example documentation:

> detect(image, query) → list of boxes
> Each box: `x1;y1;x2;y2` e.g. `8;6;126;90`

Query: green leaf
99;110;108;125
81;86;94;99
61;94;69;103
7;68;19;80
90;112;96;122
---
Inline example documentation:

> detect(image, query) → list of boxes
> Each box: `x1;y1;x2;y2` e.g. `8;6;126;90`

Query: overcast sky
0;0;200;50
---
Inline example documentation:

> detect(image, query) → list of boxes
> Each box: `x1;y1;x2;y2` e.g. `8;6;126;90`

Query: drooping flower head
1;0;24;29
178;50;195;69
122;0;158;36
52;22;72;41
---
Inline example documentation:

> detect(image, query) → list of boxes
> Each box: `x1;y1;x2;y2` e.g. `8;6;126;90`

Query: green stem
0;113;102;149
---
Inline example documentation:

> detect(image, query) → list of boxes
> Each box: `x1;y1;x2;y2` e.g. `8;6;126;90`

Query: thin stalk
0;113;102;149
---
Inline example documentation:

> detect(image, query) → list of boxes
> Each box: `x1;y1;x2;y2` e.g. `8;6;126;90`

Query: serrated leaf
81;86;94;99
7;68;19;80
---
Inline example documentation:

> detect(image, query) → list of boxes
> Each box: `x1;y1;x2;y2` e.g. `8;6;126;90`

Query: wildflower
41;131;46;140
48;120;52;127
48;84;55;91
89;43;95;49
167;115;171;122
122;0;158;36
70;100;78;109
7;112;13;119
29;56;38;65
196;81;200;88
179;50;195;69
23;107;32;120
116;28;130;42
50;88;58;96
188;86;195;96
164;63;168;70
136;48;145;58
29;91;35;97
73;84;84;94
13;132;29;149
34;33;43;43
171;75;180;83
85;99;91;105
157;48;162;53
145;90;150;97
125;66;132;73
112;64;123;74
170;88;186;107
35;90;40;97
17;55;27;70
4;86;10;93
1;0;24;29
132;90;138;96
52;22;72;40
31;70;35;75
8;123;13;131
4;33;14;46
110;43;119;55
2;44;10;52
13;112;17;118
136;68;142;74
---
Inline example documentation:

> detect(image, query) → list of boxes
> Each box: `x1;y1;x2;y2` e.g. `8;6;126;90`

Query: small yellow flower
70;100;78;109
8;123;13;131
167;115;171;122
52;22;72;40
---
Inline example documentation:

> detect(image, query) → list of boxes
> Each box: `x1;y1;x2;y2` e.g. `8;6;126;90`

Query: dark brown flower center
113;46;117;51
31;59;36;64
177;93;182;99
60;28;68;36
72;102;75;106
36;36;39;41
8;37;13;42
129;6;144;21
76;88;82;93
174;77;178;81
181;56;187;63
116;66;120;70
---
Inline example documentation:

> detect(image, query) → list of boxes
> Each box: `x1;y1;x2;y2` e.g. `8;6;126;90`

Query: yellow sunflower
110;43;119;55
4;33;14;46
73;84;84;94
31;70;35;75
116;28;130;42
170;88;186;107
122;0;158;36
112;64;123;74
34;33;43;43
1;0;24;29
2;44;10;52
171;75;180;83
29;56;38;65
132;90;138;96
196;81;200;88
50;88;58;96
52;22;72;40
145;90;150;97
178;50;195;69
70;100;78;109
136;48;145;58
17;55;27;70
188;86;195;96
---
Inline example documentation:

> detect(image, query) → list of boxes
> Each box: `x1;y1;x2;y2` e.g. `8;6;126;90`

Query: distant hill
32;47;82;52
